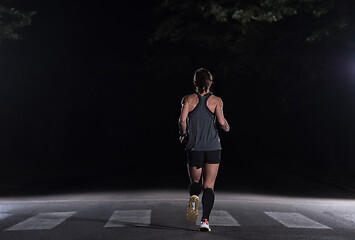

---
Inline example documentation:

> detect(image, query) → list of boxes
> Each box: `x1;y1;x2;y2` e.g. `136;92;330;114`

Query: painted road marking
196;210;240;226
5;212;76;231
264;212;331;229
104;210;151;227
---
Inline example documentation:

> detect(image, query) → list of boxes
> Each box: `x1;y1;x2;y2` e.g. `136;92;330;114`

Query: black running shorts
187;150;221;169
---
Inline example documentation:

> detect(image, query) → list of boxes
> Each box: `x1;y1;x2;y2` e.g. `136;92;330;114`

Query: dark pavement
1;172;355;240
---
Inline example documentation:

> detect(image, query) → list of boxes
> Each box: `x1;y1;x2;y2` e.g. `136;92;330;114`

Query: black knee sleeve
202;188;215;220
188;181;202;196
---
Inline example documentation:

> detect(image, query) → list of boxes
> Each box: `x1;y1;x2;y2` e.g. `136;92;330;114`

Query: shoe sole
199;227;211;232
186;195;199;223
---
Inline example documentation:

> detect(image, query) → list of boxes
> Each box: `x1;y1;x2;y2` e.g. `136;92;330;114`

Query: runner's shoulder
181;93;198;104
209;94;222;104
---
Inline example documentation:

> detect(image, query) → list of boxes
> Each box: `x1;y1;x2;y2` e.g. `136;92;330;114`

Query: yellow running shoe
186;195;199;222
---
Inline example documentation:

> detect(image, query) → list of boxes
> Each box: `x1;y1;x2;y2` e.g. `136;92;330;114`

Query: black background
1;0;355;193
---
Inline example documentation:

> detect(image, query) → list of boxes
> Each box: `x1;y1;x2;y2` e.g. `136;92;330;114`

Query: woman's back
185;92;221;151
185;92;219;114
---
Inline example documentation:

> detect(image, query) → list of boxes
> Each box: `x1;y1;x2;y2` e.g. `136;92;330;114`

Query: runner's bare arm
215;97;230;132
178;96;189;142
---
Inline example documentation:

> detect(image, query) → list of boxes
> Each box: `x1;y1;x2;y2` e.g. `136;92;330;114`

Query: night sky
1;0;355;193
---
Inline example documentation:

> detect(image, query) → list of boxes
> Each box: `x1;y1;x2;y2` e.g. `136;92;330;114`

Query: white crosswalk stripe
0;210;336;231
5;212;76;231
104;210;151;227
0;213;12;221
264;212;331;229
196;210;240;226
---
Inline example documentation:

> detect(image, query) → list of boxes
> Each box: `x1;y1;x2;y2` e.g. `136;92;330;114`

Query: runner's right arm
215;97;230;132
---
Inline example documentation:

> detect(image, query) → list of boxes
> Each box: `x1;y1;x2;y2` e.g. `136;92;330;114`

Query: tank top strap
200;92;211;105
195;92;212;108
196;92;211;99
204;93;212;101
192;92;211;114
195;92;202;101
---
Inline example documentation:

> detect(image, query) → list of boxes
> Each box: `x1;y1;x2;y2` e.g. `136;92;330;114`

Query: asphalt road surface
1;183;355;240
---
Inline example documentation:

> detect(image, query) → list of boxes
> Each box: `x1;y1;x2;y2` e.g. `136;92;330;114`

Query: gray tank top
185;92;222;151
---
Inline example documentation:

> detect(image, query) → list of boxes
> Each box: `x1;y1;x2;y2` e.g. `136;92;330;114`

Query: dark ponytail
193;68;213;94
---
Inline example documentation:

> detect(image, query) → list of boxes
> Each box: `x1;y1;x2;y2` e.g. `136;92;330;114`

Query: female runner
178;68;230;231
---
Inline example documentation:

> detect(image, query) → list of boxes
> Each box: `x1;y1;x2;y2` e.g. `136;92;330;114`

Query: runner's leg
186;165;203;222
202;163;219;220
187;151;203;195
185;151;204;223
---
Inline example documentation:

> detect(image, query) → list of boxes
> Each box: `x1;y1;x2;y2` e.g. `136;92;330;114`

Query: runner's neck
196;90;211;96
